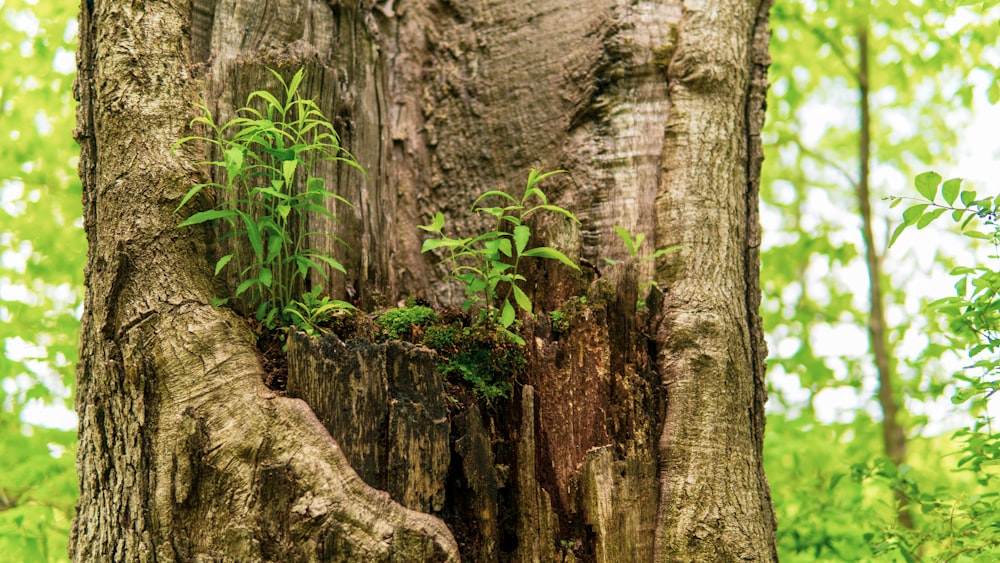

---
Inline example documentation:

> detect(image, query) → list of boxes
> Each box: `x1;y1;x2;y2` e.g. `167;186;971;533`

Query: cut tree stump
286;264;662;562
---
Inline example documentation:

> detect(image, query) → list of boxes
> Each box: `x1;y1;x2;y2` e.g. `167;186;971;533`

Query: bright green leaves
174;68;359;333
883;171;1000;559
887;173;998;248
942;178;962;206
614;225;643;257
419;168;580;344
914;171;942;201
282;286;354;337
520;246;579;270
604;225;683;302
606;224;683;266
1;1;82;558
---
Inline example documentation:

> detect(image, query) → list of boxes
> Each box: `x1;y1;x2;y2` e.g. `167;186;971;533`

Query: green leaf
265;236;283;263
614;225;636;256
513;225;531;255
177;208;237;228
526;204;581;223
902;203;929;226
914;171;942;202
239;213;265;263
500;299;516;327
525;168;564;190
248;89;284;114
421;237;470;253
282;158;298;187
235;278;258;296
521;246;580;270
287;68;305;99
511;284;533;315
259;267;273;287
223;147;244;177
942;177;962;206
418;212;446;233
473;190;518;207
176;183;211;212
311;253;348;275
486;238;513;258
214;254;234;276
644;244;685;263
961;190;978;206
294;256;323;279
963;230;991;240
916;207;947;229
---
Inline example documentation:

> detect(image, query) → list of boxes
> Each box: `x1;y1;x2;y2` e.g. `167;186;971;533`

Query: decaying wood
286;332;451;514
285;267;662;560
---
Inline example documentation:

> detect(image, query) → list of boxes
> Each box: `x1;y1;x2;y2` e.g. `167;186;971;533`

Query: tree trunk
72;0;776;561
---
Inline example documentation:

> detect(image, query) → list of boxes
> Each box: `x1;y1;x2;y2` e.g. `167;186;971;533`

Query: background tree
0;1;80;560
761;0;1000;559
68;0;775;561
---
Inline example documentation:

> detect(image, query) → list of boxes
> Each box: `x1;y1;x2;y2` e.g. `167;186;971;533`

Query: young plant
418;168;580;344
283;286;355;336
605;225;683;302
173;68;361;330
604;225;684;268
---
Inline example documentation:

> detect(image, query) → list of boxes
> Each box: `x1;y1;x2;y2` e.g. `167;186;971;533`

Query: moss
422;322;525;402
374;305;439;341
549;310;570;335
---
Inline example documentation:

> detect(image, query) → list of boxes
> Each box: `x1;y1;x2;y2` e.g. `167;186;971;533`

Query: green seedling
419;168;580;344
173;68;361;332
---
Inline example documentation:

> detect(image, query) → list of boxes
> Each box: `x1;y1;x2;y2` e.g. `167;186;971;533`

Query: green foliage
422;322;525;401
604;225;683;267
0;418;76;563
283;285;355;337
763;1;1000;560
374;304;440;341
1;0;82;560
419;168;580;344
174;68;359;332
604;225;683;303
837;172;1000;560
549;310;570;335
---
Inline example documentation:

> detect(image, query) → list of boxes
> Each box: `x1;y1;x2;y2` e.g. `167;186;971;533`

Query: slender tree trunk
73;0;777;560
652;1;777;558
856;24;912;530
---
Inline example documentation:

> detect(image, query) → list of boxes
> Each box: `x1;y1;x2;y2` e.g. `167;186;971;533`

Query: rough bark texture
74;0;777;560
72;1;456;560
652;0;777;559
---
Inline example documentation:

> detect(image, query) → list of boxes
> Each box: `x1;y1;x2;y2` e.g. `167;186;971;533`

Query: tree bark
73;0;777;560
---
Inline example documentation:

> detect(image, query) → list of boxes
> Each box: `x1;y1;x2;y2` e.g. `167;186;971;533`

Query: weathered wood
450;405;501;562
287;332;450;514
286;265;662;561
513;385;559;563
582;446;659;563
